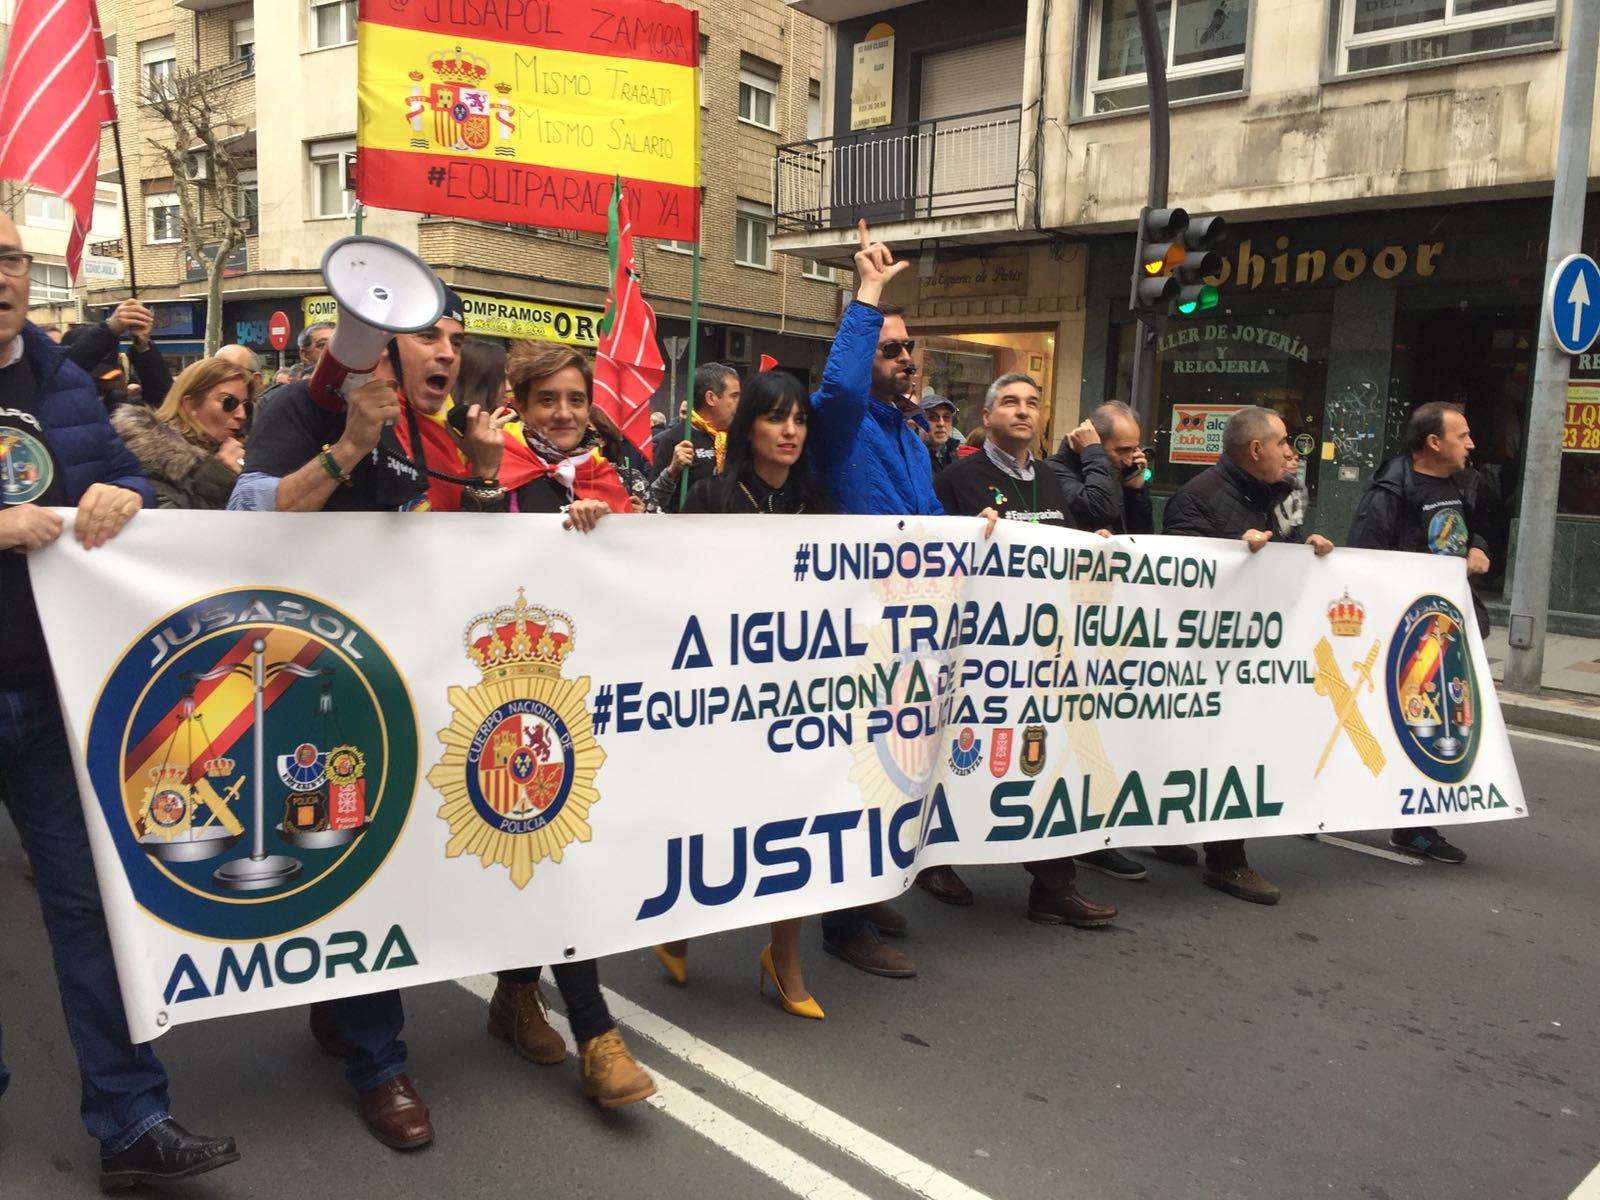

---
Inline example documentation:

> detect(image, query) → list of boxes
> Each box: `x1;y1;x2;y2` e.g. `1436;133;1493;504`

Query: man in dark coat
1046;401;1154;534
648;362;739;511
0;211;239;1188
1347;401;1485;865
60;297;173;409
1162;405;1334;904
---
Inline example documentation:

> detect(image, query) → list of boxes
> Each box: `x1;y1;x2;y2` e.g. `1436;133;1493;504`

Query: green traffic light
1176;285;1220;316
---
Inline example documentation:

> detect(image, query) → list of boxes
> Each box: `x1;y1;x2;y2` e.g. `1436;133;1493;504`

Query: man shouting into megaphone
230;286;521;514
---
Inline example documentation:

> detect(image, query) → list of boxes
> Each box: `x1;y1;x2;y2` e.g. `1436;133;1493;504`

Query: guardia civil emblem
430;590;604;888
1386;595;1480;783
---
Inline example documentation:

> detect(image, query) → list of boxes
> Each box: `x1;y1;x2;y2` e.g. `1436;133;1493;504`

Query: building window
738;56;779;130
92;193;121;236
309;138;356;217
233;171;260;235
138;35;176;102
734;201;773;269
232;17;255;70
802;258;835;282
23;189;68;229
1333;0;1555;76
1086;0;1248;113
30;261;71;303
145;192;180;243
310;0;357;50
657;239;696;255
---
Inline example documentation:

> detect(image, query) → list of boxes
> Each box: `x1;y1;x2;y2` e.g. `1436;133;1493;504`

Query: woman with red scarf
466;339;652;1109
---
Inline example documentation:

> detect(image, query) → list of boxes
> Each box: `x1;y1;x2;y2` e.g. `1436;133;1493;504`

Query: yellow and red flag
355;0;699;241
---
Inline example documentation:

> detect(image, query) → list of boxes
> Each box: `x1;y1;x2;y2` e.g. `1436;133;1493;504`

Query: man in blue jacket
806;222;996;979
0;211;239;1189
808;222;944;516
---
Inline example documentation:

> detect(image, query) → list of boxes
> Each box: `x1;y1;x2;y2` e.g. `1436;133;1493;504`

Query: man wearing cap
919;393;962;473
224;286;512;1151
0;209;240;1188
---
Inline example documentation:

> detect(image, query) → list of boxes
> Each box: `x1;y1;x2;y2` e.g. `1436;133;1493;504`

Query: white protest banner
31;512;1523;1041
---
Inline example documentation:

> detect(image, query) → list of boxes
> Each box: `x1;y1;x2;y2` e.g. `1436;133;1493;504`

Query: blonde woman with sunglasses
110;356;249;509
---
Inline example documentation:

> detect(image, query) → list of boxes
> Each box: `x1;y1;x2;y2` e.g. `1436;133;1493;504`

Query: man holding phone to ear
1046;401;1153;535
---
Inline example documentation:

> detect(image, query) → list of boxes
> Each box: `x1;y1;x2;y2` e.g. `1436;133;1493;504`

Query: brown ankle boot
578;1029;656;1108
487;978;566;1065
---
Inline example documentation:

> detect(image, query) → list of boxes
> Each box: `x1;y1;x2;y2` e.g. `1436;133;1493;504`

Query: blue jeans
328;990;408;1092
0;683;171;1153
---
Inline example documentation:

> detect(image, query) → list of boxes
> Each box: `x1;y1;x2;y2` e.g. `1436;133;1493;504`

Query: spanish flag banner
355;0;700;241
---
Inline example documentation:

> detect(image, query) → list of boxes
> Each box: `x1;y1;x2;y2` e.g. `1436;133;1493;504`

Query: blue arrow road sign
1549;254;1600;355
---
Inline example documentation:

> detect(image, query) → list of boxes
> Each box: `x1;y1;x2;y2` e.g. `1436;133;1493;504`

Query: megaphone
307;235;447;412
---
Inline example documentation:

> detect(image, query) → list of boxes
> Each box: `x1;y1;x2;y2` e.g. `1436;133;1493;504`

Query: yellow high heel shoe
653;943;688;985
759;944;824;1020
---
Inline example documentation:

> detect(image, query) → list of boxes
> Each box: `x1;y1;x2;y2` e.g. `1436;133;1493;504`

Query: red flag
0;0;117;278
593;177;665;460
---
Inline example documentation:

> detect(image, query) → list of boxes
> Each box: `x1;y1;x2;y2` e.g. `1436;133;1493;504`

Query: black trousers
497;961;614;1043
1023;857;1078;892
1203;839;1248;871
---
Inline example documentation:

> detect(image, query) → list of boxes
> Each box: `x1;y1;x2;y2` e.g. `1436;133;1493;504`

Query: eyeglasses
879;339;916;359
0;252;35;279
215;394;246;412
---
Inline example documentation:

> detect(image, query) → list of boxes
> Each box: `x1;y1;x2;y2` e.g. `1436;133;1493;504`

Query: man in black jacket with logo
1162;406;1333;904
931;372;1132;917
1347;401;1485;865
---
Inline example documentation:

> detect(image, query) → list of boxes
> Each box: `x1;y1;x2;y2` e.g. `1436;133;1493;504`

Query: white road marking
1310;834;1423;866
1507;727;1600;753
1567;1158;1600;1199
454;975;874;1200
601;985;994;1200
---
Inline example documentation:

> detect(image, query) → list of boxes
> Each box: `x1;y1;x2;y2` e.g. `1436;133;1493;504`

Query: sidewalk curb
1497;688;1600;741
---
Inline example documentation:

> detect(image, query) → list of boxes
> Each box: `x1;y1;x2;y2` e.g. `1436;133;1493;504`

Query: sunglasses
879;339;916;359
215;394;246;412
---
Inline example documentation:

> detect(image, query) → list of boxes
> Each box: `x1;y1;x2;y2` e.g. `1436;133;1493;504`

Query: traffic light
1130;207;1188;320
1169;214;1227;318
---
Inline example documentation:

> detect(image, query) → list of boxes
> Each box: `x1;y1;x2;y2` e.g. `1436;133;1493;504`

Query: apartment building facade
66;0;841;397
776;0;1600;619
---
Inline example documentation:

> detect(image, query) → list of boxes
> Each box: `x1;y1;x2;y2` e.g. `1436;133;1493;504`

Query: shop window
739;56;779;130
734;200;773;269
1110;303;1332;500
1333;0;1556;77
1559;355;1600;519
310;0;357;50
920;330;1058;441
30;261;71;303
1085;0;1248;114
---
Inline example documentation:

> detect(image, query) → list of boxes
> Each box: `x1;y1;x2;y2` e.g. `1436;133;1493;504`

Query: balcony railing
775;105;1022;232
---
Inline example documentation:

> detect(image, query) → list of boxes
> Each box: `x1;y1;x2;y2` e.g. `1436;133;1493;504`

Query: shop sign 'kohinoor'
1204;236;1445;292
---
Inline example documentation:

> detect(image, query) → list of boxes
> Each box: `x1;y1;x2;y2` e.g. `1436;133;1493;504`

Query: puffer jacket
808;302;942;516
20;322;153;506
110;403;236;509
1161;453;1302;544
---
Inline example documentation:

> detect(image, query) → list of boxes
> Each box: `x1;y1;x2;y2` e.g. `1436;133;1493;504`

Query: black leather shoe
99;1118;240;1190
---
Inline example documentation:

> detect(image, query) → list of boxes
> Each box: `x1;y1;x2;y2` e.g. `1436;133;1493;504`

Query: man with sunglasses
0;211;241;1188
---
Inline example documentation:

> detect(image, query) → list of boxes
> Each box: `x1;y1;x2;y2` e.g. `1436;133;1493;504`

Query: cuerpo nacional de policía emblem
430;590;604;889
85;589;418;940
1386;594;1481;783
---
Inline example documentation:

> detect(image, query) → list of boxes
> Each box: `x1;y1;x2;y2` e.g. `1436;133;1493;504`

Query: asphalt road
3;728;1597;1200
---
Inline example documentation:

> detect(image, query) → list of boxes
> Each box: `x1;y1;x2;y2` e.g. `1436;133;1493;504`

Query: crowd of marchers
0;209;1489;1190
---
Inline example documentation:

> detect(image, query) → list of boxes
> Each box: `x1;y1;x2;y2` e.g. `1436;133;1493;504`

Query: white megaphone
307;235;447;412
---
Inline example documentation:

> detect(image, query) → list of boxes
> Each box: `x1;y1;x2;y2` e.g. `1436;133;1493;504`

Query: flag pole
108;118;138;294
678;229;701;509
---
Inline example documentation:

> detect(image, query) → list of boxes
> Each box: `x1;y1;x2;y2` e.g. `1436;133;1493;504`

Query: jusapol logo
85;590;419;941
1386;595;1480;784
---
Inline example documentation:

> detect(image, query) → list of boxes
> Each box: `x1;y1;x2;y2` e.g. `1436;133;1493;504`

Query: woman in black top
658;371;832;1018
